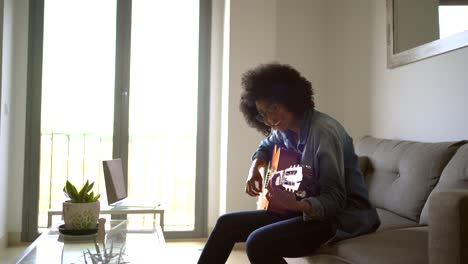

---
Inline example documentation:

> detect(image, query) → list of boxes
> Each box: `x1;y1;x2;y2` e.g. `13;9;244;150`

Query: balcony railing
38;132;196;232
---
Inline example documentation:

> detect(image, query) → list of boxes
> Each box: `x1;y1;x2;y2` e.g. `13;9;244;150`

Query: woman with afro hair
198;63;380;264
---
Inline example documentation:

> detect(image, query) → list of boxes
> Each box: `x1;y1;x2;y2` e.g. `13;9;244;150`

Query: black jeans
197;210;335;264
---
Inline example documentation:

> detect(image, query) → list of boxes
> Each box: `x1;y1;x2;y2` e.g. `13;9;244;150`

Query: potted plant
62;180;101;230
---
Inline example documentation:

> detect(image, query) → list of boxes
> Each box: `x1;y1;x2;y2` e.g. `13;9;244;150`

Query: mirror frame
387;0;468;68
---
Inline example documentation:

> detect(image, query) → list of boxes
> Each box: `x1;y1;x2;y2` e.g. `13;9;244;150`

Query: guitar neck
264;168;273;186
263;160;273;185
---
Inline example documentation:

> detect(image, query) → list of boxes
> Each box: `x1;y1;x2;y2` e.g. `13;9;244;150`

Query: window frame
23;0;211;241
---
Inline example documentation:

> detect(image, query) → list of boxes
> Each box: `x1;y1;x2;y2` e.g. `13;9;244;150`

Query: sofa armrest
428;190;468;264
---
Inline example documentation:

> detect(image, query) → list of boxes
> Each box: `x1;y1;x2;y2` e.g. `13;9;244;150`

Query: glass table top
16;220;165;264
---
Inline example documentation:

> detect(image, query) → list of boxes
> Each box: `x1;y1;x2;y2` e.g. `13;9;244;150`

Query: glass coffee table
16;220;165;263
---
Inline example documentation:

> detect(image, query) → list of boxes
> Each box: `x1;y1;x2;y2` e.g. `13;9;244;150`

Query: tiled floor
165;238;249;264
0;239;248;264
0;245;28;264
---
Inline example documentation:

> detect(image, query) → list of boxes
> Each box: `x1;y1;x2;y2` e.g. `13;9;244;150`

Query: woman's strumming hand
266;180;310;212
245;159;265;196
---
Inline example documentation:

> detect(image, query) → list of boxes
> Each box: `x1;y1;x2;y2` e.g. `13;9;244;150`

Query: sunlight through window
439;6;468;39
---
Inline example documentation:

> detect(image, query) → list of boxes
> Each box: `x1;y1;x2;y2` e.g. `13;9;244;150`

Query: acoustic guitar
257;145;314;214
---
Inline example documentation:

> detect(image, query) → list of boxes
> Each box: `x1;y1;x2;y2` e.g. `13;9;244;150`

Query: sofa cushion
420;142;468;224
376;208;419;231
287;227;429;264
312;227;428;264
355;136;461;222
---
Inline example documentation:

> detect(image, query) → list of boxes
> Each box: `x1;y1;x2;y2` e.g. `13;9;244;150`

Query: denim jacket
252;109;380;241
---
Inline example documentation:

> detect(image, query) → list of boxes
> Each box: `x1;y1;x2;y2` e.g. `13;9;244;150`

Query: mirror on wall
387;0;468;68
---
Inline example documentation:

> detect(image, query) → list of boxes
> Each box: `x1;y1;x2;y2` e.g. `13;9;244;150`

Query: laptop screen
102;158;128;205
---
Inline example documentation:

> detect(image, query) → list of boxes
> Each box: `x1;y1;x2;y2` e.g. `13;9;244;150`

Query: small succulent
63;180;101;203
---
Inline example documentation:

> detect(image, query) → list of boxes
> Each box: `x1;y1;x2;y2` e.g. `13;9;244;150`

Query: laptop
102;158;160;208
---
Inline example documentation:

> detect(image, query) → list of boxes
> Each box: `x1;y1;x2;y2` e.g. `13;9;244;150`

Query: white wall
221;0;277;213
276;0;375;140
290;0;468;144
1;0;28;246
276;0;335;120
368;0;468;142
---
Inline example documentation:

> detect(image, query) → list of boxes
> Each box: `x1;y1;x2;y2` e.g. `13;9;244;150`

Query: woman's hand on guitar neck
245;159;266;197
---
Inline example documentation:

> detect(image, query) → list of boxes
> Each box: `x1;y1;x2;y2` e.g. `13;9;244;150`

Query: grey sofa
286;136;468;264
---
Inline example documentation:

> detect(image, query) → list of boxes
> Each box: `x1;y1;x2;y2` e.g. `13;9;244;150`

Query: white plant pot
62;200;100;230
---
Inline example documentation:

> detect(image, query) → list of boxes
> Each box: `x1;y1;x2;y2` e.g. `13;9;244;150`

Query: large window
438;5;468;38
26;0;210;240
128;1;200;231
39;0;116;228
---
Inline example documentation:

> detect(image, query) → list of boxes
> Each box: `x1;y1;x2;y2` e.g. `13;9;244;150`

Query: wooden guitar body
257;145;300;213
